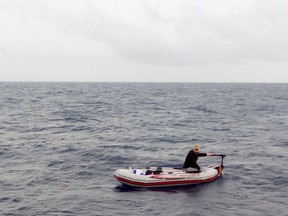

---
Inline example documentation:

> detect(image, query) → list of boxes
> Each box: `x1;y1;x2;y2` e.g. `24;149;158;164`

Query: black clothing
183;150;207;170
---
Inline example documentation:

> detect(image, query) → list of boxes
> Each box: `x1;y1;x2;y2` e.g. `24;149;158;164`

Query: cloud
80;0;288;66
0;0;288;82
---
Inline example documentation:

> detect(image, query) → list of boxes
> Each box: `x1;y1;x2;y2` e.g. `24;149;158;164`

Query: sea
0;82;287;216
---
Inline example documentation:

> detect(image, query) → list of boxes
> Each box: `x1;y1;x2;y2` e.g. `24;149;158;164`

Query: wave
189;105;218;114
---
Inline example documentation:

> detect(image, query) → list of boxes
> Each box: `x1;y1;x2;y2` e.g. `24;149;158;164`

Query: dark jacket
183;150;207;170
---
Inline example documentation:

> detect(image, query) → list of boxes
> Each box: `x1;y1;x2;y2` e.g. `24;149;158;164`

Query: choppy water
0;82;287;216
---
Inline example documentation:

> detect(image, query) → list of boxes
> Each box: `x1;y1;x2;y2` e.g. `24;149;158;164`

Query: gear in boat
114;154;226;188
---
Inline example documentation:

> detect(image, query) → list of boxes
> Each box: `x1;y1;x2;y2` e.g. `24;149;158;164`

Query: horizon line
0;80;288;84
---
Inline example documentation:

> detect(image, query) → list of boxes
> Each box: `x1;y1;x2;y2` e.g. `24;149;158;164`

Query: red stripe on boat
114;174;219;187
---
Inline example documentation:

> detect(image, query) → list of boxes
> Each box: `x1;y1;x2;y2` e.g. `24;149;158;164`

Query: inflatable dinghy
114;154;225;188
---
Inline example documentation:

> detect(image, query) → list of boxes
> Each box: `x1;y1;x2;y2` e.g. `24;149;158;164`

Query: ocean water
0;82;287;216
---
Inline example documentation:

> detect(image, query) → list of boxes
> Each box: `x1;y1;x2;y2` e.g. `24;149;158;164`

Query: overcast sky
1;0;288;82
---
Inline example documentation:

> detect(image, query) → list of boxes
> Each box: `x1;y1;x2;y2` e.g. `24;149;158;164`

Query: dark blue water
0;82;287;216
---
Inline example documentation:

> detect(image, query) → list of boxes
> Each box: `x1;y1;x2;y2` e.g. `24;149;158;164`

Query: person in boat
183;144;213;171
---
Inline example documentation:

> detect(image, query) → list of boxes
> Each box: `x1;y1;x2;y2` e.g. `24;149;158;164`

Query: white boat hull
114;166;223;188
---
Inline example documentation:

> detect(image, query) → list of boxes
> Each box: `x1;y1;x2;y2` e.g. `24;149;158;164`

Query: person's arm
198;152;208;157
198;152;214;157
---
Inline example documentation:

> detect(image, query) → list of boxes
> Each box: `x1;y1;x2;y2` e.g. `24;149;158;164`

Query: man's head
193;144;199;154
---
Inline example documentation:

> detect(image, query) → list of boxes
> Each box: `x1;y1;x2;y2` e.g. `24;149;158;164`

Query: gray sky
1;0;288;82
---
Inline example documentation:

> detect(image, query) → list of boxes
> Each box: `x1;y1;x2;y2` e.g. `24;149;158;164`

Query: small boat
114;154;226;188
